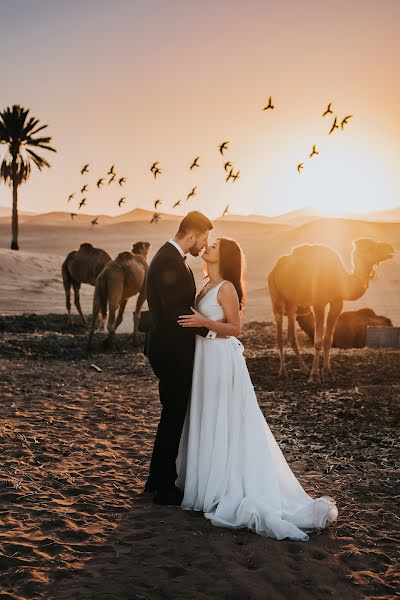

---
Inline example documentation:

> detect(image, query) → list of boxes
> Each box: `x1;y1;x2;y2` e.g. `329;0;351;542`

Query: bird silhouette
108;173;116;184
297;163;304;173
222;204;229;217
190;157;200;170
81;164;89;175
107;165;116;175
309;145;319;158
67;193;75;202
150;212;161;224
322;103;333;117
150;162;159;173
70;213;77;220
224;161;232;172
118;197;126;207
262;96;274;110
219;141;229;155
118;177;127;186
329;117;339;134
96;178;104;188
341;115;353;129
91;217;99;226
173;199;182;208
154;199;162;209
153;167;162;179
80;184;88;193
187;187;197;200
226;168;234;183
78;198;87;209
232;170;240;182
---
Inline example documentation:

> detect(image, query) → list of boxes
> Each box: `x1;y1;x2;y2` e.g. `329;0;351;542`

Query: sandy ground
0;314;399;600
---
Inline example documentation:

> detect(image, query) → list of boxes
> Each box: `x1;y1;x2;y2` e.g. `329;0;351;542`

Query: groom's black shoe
153;486;184;506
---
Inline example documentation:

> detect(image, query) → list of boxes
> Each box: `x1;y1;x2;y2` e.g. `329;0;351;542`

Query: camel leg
323;299;343;381
309;304;325;384
133;285;147;346
63;280;72;323
73;282;87;325
287;306;309;375
115;298;127;331
273;305;287;378
87;292;101;351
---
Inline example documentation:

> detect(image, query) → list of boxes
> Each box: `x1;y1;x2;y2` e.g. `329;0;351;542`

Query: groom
143;211;215;505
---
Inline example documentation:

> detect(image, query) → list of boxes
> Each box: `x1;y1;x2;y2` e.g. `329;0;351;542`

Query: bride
176;237;338;541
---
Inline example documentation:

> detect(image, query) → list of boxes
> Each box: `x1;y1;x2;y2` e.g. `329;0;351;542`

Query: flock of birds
66;98;353;226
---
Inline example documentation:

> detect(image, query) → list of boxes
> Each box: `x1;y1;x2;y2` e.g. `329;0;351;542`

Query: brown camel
296;307;393;349
62;243;112;324
87;241;150;349
268;238;394;383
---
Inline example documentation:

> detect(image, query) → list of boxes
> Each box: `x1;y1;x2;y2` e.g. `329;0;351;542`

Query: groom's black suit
144;242;212;492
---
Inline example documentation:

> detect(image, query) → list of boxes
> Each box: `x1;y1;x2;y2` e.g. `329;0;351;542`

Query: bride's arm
178;281;241;337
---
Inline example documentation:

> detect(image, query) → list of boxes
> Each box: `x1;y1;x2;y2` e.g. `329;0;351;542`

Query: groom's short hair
177;211;213;237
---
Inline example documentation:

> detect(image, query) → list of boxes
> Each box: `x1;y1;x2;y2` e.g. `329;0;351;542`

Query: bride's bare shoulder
217;281;239;302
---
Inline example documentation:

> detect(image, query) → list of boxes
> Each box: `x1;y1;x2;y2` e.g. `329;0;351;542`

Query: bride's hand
178;307;208;328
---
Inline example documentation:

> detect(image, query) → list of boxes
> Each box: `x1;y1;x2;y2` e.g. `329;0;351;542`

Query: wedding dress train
176;281;338;541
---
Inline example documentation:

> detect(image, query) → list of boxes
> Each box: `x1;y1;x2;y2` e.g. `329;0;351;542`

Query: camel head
132;241;151;258
352;239;394;283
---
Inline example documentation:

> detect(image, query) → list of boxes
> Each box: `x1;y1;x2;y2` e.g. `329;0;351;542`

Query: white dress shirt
167;239;216;339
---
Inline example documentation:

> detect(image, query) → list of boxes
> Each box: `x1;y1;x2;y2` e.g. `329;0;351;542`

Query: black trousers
146;354;194;490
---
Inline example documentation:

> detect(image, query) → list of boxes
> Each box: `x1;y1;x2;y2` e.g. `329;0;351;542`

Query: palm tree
0;105;57;250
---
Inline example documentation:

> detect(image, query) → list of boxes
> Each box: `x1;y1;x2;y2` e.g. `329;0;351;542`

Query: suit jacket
144;242;210;368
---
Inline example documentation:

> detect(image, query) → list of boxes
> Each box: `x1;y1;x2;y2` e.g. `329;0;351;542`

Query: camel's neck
343;252;374;301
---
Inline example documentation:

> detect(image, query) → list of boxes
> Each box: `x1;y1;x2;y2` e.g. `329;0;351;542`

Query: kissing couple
143;211;338;541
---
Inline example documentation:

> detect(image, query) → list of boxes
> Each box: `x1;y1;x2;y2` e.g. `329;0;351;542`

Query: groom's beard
188;244;204;257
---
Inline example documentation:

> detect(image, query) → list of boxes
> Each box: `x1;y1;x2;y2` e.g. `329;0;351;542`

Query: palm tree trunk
11;159;19;251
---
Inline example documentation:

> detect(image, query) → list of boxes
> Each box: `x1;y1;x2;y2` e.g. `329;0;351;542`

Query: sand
0;315;399;600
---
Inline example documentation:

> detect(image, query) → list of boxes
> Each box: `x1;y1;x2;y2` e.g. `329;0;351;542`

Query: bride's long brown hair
204;237;246;310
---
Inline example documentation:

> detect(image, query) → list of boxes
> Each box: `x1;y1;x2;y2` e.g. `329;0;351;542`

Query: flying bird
263;96;274;110
222;204;229;217
150;212;161;224
153;167;162;179
97;178;104;188
81;164;89;175
226;168;234;183
150;162;160;172
232;170;240;182
322;103;333;117
173;199;182;208
80;184;88;193
91;217;99;226
78;198;87;209
329;116;339;134
187;187;197;200
297;162;304;173
341;115;353;129
154;199;162;209
118;197;126;207
108;173;116;184
118;177;127;186
67;193;75;202
224;161;232;172
219;141;229;155
70;213;77;220
309;145;319;158
190;157;200;170
107;165;116;175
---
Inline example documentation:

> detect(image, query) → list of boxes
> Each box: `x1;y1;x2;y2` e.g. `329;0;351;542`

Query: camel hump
116;251;135;264
79;242;94;251
355;308;376;318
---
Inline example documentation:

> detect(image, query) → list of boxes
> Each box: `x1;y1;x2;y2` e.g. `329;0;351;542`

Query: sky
0;0;399;218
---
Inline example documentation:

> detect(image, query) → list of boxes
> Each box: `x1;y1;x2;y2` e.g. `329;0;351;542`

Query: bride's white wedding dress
176;280;338;542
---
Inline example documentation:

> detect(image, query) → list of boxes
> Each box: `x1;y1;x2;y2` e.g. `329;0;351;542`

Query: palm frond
26;148;51;170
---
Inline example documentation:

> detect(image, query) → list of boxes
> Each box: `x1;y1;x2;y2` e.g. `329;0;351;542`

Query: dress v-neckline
196;280;225;305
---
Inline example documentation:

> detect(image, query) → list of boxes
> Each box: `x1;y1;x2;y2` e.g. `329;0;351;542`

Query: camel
268;238;394;383
87;241;150;349
62;242;112;324
296;307;393;349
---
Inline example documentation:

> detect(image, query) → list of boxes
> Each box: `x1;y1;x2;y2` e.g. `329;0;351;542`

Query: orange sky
0;0;399;218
